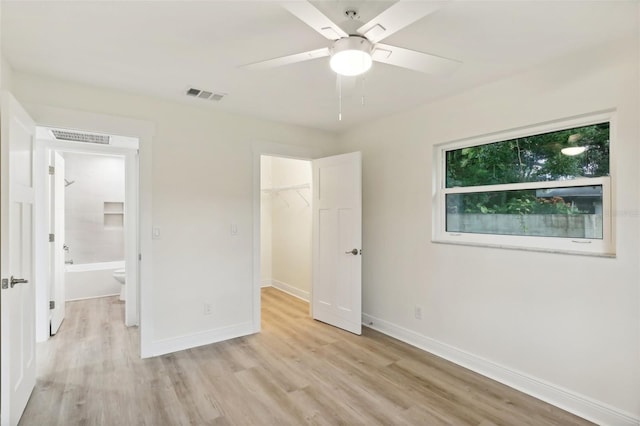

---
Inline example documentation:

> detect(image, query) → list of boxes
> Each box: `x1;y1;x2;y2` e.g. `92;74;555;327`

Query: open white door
1;92;37;425
312;151;362;335
50;152;65;334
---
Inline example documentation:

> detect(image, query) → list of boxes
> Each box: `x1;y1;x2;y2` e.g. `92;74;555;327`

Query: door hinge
1;278;8;289
48;166;55;175
50;301;55;309
49;233;55;242
138;253;142;261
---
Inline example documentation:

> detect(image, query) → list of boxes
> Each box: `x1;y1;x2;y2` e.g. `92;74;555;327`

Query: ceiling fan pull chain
361;76;366;107
338;75;343;121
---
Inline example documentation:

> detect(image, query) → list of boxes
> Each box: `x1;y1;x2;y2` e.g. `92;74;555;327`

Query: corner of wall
0;55;14;92
149;321;255;357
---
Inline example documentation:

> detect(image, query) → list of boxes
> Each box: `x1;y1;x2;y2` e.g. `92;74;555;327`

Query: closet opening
260;155;312;316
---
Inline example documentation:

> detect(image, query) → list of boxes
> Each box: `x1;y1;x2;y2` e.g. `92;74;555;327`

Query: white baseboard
362;313;639;426
261;279;272;288
271;279;310;302
150;321;255;357
66;293;120;302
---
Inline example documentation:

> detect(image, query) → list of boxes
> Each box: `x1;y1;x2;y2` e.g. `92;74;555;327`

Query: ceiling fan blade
357;1;446;43
372;43;461;75
241;47;329;70
282;1;348;40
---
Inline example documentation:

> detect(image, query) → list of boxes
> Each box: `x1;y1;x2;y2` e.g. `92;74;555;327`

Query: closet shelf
262;183;310;207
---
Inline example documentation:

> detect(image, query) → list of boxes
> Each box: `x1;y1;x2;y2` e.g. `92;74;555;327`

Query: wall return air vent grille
186;87;226;101
51;129;110;144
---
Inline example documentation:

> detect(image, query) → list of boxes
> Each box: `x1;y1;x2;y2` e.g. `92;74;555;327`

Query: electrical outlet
203;302;212;316
414;306;422;320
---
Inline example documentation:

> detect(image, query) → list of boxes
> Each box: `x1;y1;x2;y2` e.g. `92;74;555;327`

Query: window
433;113;613;256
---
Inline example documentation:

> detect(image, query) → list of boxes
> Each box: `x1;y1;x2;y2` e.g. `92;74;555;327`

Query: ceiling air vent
51;129;110;144
185;87;226;102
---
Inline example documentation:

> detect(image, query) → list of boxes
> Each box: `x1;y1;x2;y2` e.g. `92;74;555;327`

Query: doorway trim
27;103;154;357
251;140;336;332
37;139;137;325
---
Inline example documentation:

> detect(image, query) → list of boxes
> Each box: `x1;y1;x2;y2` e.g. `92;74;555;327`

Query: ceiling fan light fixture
561;133;586;156
330;37;373;76
561;146;587;156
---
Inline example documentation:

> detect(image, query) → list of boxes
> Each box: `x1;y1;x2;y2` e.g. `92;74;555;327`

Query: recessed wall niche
104;201;124;228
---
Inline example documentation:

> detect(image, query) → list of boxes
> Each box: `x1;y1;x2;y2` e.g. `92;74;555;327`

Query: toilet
113;268;126;301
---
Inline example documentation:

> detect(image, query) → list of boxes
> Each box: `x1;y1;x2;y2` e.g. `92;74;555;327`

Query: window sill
432;238;616;258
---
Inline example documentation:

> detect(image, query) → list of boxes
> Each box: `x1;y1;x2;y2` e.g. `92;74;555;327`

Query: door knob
345;248;359;255
10;276;28;288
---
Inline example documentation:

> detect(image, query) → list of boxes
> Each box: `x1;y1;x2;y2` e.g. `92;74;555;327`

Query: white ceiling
2;1;637;133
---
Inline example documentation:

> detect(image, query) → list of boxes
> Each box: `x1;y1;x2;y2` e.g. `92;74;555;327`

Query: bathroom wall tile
64;153;125;264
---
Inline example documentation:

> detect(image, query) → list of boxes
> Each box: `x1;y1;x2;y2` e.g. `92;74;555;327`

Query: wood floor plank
19;288;595;426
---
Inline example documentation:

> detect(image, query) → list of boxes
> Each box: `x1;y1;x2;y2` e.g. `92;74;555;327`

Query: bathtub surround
64;153;125;265
65;261;123;301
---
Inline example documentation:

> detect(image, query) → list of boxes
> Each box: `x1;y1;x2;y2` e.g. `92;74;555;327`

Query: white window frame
433;111;615;256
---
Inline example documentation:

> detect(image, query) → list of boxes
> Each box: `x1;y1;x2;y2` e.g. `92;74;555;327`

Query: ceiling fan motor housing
332;36;372;54
330;36;374;76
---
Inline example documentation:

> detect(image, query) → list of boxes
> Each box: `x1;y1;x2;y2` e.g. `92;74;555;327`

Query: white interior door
1;92;37;425
50;152;65;334
312;151;362;335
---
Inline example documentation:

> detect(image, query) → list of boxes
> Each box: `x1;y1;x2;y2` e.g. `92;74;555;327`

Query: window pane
446;123;609;188
446;185;603;239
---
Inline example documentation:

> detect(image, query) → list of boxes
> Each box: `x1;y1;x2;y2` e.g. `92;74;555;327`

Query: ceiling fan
242;1;461;77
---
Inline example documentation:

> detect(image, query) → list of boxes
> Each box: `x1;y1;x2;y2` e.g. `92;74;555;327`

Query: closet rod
261;183;311;206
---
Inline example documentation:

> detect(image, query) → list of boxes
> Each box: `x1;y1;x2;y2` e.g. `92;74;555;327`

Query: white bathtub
65;260;124;301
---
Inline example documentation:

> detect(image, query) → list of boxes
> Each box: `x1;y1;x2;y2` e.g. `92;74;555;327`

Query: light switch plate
152;227;161;239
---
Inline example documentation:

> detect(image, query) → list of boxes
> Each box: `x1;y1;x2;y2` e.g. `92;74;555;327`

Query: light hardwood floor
20;288;593;426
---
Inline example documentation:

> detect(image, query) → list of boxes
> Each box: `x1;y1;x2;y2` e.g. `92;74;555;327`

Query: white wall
64;153;125;264
260;156;272;285
11;71;339;354
338;37;640;422
0;0;12;91
262;156;312;300
0;55;12;91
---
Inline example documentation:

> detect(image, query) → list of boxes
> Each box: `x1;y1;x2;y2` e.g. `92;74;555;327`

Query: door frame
49;151;65;335
24;103;155;357
251;140;337;332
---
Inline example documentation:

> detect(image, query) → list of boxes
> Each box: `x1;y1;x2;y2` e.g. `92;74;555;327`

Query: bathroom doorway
260;155;312;307
34;126;140;340
59;151;126;318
